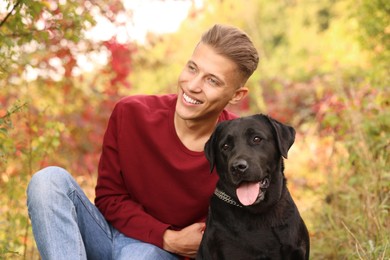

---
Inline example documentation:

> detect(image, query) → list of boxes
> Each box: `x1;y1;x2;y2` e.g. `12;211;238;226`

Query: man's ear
229;86;248;105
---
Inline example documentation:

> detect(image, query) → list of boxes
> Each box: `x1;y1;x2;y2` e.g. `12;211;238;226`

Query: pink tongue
236;182;260;206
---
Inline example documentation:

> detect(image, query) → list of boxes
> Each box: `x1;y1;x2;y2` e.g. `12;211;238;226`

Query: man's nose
187;75;202;92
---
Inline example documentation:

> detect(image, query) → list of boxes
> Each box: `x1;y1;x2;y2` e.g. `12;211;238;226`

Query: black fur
197;114;310;260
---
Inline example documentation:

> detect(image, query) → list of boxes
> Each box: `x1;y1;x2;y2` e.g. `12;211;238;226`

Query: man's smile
183;92;203;105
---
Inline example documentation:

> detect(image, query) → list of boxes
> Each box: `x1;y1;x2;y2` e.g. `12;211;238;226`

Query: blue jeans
27;166;179;260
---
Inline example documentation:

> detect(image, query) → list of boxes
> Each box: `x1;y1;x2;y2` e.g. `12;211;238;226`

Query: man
27;24;259;259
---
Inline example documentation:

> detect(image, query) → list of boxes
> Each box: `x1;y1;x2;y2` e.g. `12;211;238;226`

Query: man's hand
163;222;205;258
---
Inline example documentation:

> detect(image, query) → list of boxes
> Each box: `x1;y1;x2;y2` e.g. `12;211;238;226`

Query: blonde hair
200;24;259;81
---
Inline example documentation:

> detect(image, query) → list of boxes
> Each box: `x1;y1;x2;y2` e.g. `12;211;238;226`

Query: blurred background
0;0;388;259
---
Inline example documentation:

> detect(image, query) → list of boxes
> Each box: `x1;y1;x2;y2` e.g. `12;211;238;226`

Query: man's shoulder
116;94;177;110
118;94;176;105
219;109;239;121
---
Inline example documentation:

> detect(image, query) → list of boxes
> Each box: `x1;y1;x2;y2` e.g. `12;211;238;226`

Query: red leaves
262;77;347;129
104;39;136;89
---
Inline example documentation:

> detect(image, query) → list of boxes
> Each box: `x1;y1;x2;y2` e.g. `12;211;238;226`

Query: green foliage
314;86;389;259
0;0;129;258
0;101;28;259
355;0;390;87
0;0;95;78
0;101;26;161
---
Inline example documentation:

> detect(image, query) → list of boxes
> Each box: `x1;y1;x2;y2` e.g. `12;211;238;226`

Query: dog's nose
231;159;248;174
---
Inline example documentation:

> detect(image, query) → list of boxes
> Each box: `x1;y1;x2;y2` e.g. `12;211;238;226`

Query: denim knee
115;237;179;260
27;166;72;208
117;245;177;260
142;245;178;260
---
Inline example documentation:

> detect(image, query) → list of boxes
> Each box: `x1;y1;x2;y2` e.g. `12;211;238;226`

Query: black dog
197;114;310;260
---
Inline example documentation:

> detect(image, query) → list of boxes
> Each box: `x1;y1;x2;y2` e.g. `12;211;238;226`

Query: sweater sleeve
94;101;170;248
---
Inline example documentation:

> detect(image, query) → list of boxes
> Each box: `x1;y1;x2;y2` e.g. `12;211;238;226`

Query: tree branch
0;1;21;28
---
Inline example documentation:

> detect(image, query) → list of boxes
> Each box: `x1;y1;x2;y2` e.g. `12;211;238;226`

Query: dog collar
214;188;242;208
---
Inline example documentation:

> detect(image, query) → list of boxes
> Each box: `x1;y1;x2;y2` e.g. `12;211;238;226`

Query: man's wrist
162;229;177;254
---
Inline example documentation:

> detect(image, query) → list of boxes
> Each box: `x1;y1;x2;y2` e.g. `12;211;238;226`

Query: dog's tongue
236;182;260;206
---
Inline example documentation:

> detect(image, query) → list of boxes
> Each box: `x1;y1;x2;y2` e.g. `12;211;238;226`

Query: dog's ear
204;123;223;172
265;115;296;159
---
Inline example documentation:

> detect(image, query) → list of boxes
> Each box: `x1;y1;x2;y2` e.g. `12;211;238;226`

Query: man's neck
174;113;219;152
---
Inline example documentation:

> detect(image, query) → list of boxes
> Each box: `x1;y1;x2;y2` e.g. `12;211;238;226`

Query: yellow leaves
1;164;18;183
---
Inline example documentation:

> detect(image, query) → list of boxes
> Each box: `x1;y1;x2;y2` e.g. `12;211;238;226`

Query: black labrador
197;114;310;260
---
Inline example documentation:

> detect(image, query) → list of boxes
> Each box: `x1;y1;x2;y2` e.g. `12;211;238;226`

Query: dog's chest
209;208;284;252
211;226;284;260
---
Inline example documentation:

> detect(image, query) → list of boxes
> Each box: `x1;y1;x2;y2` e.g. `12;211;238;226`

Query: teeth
183;93;202;104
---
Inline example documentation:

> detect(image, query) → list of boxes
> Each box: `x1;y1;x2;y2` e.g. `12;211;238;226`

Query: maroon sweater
95;94;237;248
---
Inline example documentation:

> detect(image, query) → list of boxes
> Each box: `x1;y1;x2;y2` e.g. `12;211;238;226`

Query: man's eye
253;136;262;144
221;144;230;151
188;66;196;72
207;77;219;86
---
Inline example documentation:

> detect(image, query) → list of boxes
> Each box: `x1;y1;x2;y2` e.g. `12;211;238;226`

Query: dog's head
205;114;295;210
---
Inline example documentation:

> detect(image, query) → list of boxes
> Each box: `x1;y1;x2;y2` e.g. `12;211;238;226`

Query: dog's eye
221;144;230;151
253;136;262;144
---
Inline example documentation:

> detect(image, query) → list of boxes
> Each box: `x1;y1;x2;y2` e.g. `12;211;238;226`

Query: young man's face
175;43;248;122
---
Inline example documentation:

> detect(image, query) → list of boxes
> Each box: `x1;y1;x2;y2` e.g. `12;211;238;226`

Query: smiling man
27;24;259;260
174;40;249;153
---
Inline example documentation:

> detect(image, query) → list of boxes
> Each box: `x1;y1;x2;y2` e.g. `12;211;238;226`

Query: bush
312;85;389;259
